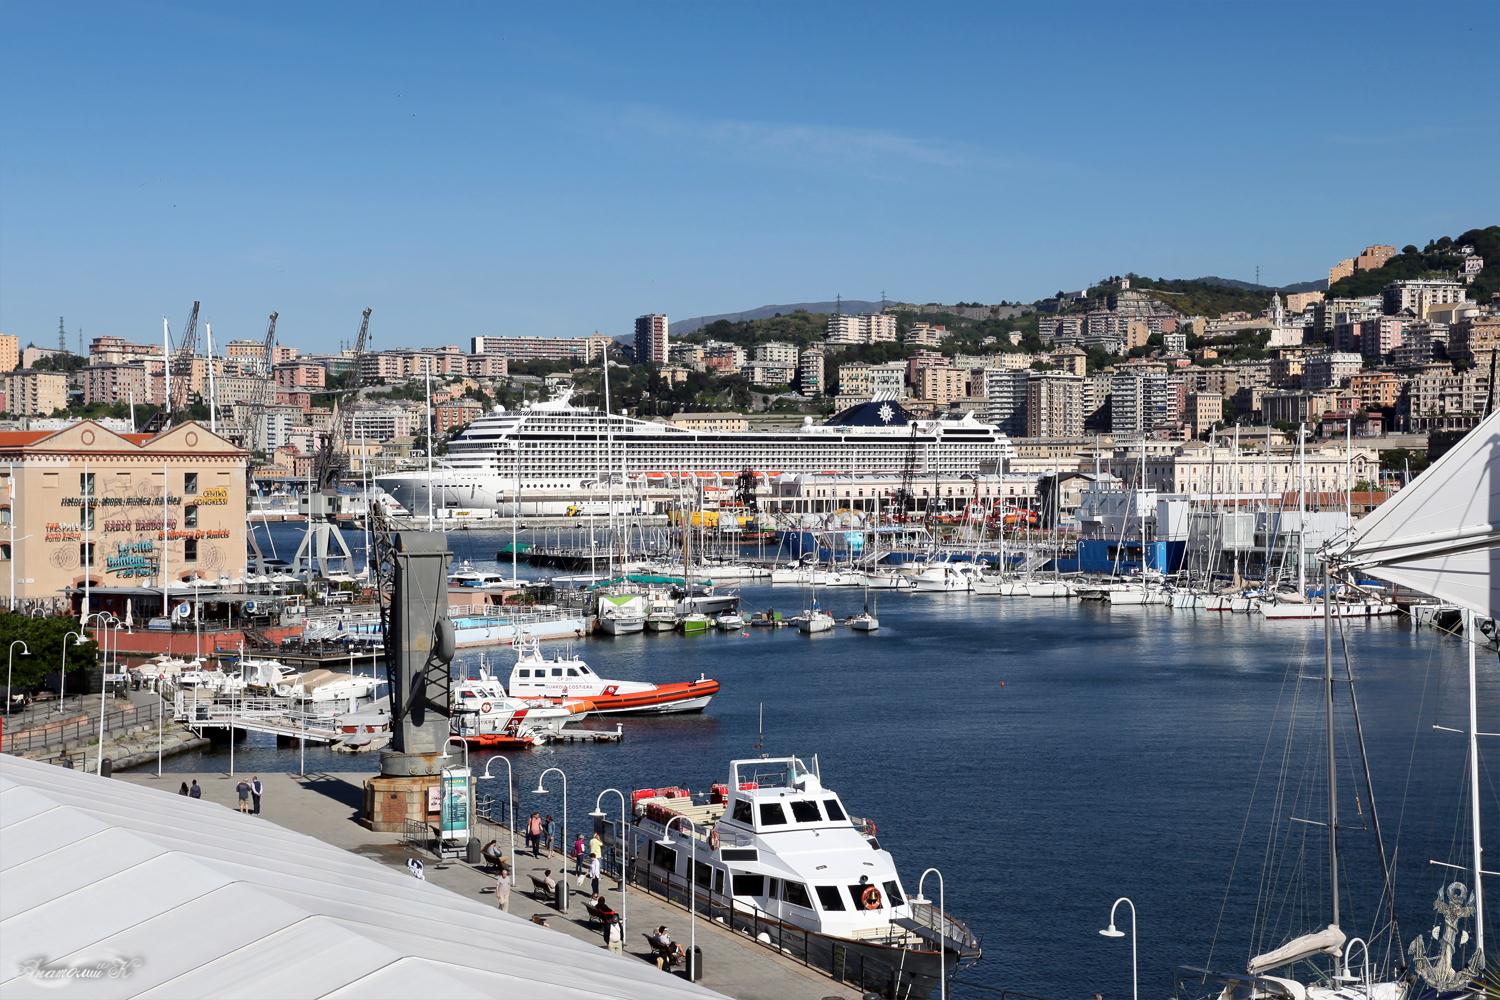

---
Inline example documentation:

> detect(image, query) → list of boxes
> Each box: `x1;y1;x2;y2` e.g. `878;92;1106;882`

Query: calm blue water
168;524;1496;999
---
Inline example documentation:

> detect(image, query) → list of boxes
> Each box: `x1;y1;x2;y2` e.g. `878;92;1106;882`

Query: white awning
0;755;722;999
1334;409;1500;619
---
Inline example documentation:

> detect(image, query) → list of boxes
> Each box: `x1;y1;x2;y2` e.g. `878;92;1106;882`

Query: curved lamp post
480;755;518;874
442;734;469;774
82;612;119;774
589;788;629;942
534;766;568;863
6;639;28;715
912;867;947;1000
1340;936;1371;992
59;630;84;713
658;814;699;981
1099;896;1138;1000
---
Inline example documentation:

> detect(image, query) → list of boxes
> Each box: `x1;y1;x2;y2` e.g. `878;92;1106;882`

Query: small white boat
863;570;916;591
910;564;972;592
1025;580;1070;598
714;612;746;630
798;608;836;634
972;575;1026;596
597;592;647;635
847;611;879;632
449;559;529;590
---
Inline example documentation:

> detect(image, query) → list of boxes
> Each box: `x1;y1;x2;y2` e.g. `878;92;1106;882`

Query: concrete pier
119;770;860;1000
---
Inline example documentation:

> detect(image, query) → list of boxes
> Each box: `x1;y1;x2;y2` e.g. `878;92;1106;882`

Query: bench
642;934;682;971
582;898;619;928
527;874;557;900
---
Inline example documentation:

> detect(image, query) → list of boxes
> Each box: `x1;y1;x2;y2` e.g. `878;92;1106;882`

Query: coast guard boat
507;636;718;715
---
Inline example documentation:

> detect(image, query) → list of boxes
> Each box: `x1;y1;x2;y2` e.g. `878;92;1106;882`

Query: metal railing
3;699;161;755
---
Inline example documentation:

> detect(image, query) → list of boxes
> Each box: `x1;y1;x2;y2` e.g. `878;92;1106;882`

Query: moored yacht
625;756;980;998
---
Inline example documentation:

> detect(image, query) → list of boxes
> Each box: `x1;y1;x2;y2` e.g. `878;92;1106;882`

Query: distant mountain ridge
1184;275;1327;294
672;300;884;335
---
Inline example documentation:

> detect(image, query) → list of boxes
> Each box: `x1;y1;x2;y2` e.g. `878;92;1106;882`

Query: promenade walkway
119;770;859;1000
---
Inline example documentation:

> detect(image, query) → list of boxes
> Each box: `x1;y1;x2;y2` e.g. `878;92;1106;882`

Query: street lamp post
1099;896;1138;1000
658;814;699;981
1340;936;1371;993
480;756;518;874
443;735;470;774
912;868;947;1000
533;767;568;866
7;639;29;715
590;788;629;943
83;612;119;774
59;630;84;713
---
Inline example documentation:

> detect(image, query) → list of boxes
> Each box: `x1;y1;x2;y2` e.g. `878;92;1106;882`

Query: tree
0;612;99;694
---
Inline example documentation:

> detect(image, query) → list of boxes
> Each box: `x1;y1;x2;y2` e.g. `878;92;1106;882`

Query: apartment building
1328;244;1396;285
983;369;1029;436
915;366;968;405
1384;279;1468;318
1261;390;1337;427
634;314;669;365
1108;365;1173;435
745;363;795;385
470;335;611;362
274;362;327;389
753;341;799;368
0;335;18;373
703;343;747;374
1182;392;1222;437
1451;314;1500;369
1025;371;1084;438
825;313;897;346
80;363;154;406
1145;442;1377;497
2;371;68;416
1347;371;1403;411
1301;352;1362;390
837;362;905;399
1405;363;1492;432
798;348;825;396
88;336;160;365
434;398;485;435
904;322;949;348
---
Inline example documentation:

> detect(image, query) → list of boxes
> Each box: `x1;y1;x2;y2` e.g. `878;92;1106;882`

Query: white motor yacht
597;592;647;635
627;756;981;999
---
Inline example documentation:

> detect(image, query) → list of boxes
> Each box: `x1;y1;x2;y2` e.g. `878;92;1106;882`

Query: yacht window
815;885;846;911
720;848;758;862
550;668;564;677
517;669;530;678
713;868;725;895
790;800;821;823
822;798;847;821
783;881;814;909
882;880;905;907
579;666;593;675
731;873;765;897
758;802;788;827
732;800;753;824
846;883;879;909
566;668;579;677
695;861;714;886
767;877;779;900
650;843;677;871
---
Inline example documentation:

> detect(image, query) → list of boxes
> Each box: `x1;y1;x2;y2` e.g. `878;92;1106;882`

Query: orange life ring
708;829;720;850
861;885;882;911
480;701;492;713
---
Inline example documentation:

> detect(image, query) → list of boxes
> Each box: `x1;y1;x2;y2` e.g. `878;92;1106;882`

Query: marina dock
118;771;861;1000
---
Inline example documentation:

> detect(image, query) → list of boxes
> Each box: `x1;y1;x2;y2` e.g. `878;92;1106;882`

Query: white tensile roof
0;755;721;999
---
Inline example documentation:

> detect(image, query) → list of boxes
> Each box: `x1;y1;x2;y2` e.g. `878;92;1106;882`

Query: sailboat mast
1324;563;1340;933
1466;607;1485;954
1297;424;1307;595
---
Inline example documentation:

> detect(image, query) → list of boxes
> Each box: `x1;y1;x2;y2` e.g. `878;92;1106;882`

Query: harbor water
165;524;1497;999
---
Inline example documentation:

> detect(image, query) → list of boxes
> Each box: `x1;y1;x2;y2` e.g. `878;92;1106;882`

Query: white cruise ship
376;392;1014;516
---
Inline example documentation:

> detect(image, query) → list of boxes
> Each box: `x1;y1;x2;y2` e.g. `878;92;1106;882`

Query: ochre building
0;421;247;612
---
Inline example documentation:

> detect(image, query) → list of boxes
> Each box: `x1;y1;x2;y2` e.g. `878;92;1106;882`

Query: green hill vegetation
1326;226;1498;302
683;310;827;348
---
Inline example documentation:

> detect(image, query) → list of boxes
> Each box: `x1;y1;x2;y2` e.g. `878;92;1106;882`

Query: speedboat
507;636;717;714
910;564;972;593
644;592;679;632
449;559;529;590
275;668;384;703
678;612;712;634
714;612;746;630
627;756;981;999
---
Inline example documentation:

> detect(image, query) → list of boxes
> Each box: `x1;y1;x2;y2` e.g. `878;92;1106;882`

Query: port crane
142;300;200;433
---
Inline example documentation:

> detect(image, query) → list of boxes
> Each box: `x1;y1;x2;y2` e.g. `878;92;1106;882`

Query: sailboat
1187;410;1498;1000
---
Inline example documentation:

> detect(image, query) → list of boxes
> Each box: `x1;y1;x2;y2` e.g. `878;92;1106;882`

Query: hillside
1326;225;1498;302
681;310;830;348
672;300;884;335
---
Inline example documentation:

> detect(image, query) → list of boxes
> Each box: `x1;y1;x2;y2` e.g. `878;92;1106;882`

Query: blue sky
2;2;1497;353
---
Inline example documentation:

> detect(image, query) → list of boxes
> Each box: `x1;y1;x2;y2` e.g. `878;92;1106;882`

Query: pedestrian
189;779;202;799
496;865;512;912
588;853;601;896
178;781;189;795
527;812;543;858
542;813;554;854
251;776;264;815
588;830;603;862
481;839;502;869
572;833;587;875
235;778;251;813
606;916;623;955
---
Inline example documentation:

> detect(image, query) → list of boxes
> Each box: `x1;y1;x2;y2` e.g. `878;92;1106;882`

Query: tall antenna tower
834;293;842;318
1255;265;1261;286
58;317;67;353
77;327;83;355
881;289;888;312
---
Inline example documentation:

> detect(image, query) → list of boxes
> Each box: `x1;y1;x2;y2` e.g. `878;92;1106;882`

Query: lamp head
656;835;675;848
1099;925;1124;939
911;894;930;906
588;808;605;819
532;784;548;795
